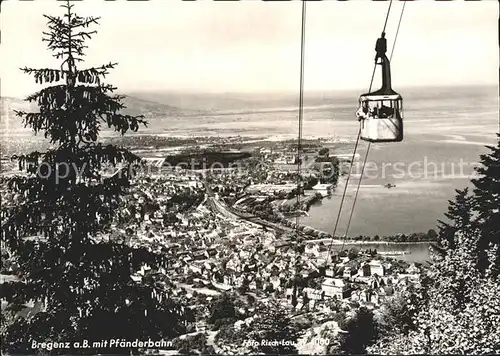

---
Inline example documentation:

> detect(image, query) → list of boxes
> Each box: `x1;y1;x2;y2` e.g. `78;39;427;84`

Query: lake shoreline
341;240;432;245
307;238;433;245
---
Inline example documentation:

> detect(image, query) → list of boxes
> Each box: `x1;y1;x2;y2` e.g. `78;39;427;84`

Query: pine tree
1;2;184;354
367;235;500;355
368;135;500;354
436;134;500;274
437;188;475;251
472;133;500;274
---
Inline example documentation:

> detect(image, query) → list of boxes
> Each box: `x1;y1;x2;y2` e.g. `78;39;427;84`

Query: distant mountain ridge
124;90;339;112
2;84;496;121
0;95;203;122
125;84;497;114
119;95;203;118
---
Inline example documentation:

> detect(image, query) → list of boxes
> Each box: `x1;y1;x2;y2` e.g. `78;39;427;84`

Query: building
343;266;357;279
368;260;385;276
351;289;371;303
303;287;325;301
358;263;371;277
322;278;351;299
192;250;206;261
325;266;336;278
369;274;385;289
305;243;320;257
312;183;333;197
275;154;296;165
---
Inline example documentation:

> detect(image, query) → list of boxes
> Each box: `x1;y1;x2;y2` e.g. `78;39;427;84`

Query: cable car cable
295;0;307;236
325;0;394;264
389;1;406;61
329;46;380;248
292;0;307;310
344;142;371;239
326;129;361;260
382;0;393;34
344;1;406;239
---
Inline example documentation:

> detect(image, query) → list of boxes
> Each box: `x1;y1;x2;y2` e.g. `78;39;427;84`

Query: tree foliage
215;301;300;355
1;2;184;354
472;134;500;274
376;282;425;338
438;135;500;274
437;188;475;251
173;333;214;355
330;307;378;354
368;234;500;354
207;293;236;327
245;301;300;355
368;135;500;354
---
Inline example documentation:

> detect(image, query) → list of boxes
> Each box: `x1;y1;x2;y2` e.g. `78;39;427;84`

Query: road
209;194;294;233
203;180;274;229
203;179;299;235
175;282;221;296
207;195;243;221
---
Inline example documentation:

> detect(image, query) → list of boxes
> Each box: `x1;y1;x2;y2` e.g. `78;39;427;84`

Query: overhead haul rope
344;0;406;239
325;0;396;264
291;0;307;309
295;0;307;235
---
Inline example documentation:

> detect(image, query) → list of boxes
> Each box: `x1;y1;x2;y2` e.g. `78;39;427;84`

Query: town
0;138;426;354
2;0;498;353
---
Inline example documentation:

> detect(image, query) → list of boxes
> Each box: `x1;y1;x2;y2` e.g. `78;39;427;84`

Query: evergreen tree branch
1;2;184;352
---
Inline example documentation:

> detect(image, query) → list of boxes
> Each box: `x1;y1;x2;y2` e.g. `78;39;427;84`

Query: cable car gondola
356;33;403;142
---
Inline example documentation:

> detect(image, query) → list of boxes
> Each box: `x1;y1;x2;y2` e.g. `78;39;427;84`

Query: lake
2;85;498;249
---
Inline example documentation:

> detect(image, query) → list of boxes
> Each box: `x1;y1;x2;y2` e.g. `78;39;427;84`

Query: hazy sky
1;0;498;97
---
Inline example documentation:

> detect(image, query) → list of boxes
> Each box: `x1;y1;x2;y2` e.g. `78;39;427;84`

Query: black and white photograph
1;0;499;354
